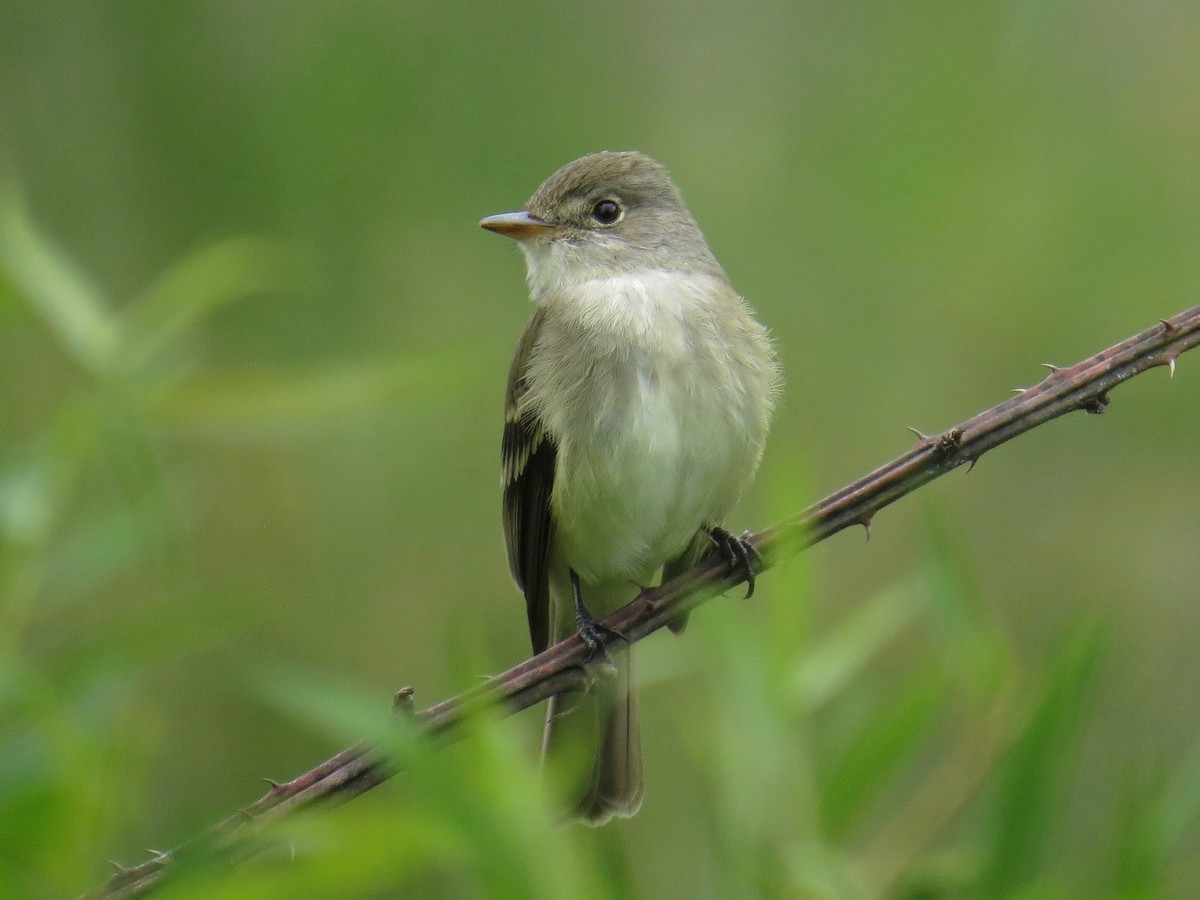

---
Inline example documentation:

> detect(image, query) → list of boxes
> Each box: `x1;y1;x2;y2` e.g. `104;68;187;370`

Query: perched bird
481;151;780;824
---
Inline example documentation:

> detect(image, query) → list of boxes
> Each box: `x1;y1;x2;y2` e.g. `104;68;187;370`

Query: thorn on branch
1011;387;1028;394
1161;318;1176;332
906;425;929;441
262;778;286;799
1040;362;1061;373
638;587;660;611
1165;355;1177;378
859;516;873;541
106;860;130;875
393;687;416;718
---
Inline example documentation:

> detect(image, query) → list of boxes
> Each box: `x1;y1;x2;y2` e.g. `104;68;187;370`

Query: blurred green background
3;2;1200;898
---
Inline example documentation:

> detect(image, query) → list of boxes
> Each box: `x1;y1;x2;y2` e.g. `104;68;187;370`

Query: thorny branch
88;306;1200;898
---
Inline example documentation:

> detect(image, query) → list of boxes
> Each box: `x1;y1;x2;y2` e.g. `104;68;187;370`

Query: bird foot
705;526;763;598
570;569;628;659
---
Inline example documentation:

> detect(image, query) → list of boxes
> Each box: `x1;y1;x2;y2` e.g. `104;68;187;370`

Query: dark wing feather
661;530;710;635
502;308;556;654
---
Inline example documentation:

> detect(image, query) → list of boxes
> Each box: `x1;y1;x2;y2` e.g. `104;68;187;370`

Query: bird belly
551;364;750;585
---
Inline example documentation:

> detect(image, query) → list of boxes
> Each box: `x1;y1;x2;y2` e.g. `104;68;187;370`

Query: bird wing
502;306;556;654
661;530;710;635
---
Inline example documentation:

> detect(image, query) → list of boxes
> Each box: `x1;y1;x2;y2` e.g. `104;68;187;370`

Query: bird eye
591;198;622;225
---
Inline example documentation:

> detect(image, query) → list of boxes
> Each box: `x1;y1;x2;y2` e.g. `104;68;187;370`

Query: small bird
481;151;780;824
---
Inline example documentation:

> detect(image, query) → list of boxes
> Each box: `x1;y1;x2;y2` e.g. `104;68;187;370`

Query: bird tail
542;649;643;825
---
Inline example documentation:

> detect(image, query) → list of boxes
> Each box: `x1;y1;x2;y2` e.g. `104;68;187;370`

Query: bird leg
570;569;628;656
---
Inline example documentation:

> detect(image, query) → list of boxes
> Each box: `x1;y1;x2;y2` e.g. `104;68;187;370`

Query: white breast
524;270;772;583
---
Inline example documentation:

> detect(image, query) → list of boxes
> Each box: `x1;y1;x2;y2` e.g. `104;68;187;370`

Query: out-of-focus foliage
2;3;1199;897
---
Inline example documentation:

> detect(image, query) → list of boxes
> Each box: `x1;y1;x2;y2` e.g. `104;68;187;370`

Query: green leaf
1112;736;1200;895
979;625;1106;897
819;664;949;838
151;354;482;435
790;575;924;712
0;399;100;565
921;503;1010;698
118;236;288;373
0;192;119;375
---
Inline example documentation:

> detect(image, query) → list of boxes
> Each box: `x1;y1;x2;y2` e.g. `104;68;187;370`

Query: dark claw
705;526;762;598
575;611;627;656
570;569;628;657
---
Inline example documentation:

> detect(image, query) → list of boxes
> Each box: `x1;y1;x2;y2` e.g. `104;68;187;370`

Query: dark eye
591;198;622;225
